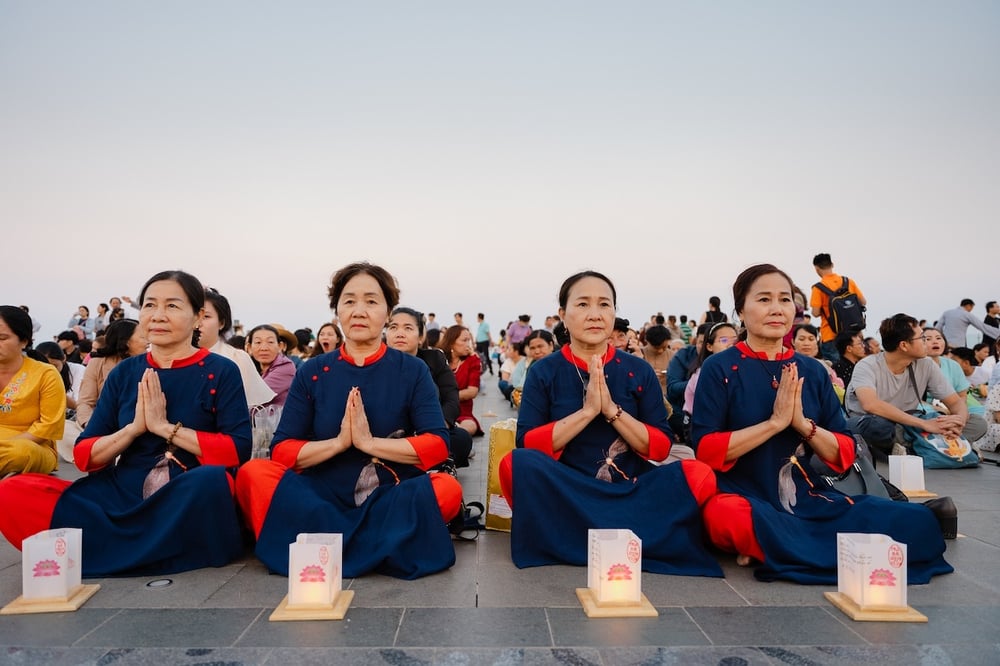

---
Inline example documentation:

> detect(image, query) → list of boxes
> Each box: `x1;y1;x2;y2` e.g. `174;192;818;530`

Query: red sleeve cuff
409;433;449;470
821;432;856;474
74;437;106;472
523;422;561;460
639;425;672;462
195;432;241;467
695;432;737;472
272;439;308;469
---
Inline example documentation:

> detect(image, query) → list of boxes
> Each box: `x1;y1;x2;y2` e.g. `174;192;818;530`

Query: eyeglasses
906;335;928;343
716;336;735;345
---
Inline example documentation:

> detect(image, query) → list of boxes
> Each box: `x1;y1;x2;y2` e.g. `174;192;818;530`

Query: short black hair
645;325;670;347
950;347;978;366
834;329;862;356
879;314;919;352
812;253;832;269
960;298;975;308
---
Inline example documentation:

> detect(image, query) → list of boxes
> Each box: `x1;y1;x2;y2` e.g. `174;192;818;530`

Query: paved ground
1;379;998;665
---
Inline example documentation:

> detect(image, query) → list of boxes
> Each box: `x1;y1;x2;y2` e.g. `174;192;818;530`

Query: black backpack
814;277;866;334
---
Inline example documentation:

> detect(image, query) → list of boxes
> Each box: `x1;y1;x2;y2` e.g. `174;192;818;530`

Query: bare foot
736;554;752;567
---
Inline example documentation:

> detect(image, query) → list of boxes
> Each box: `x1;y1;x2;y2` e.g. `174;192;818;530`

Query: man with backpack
810;252;867;362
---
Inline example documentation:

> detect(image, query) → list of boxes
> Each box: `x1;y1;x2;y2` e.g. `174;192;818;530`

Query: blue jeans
847;414;897;461
498;380;514;403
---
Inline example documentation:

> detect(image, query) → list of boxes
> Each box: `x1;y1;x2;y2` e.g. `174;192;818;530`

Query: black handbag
809;434;905;501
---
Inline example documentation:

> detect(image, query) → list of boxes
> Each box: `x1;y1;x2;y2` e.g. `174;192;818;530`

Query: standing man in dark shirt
983;300;999;352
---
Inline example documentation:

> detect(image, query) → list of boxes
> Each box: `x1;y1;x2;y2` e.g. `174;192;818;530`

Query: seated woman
790;323;845;402
200;288;276;410
682;321;738;442
246;324;296;407
34;341;86;419
979;367;1000;457
693;263;952;584
235;262;463;580
440;325;484;437
498;271;722;577
923;333;989;441
76;319;147;429
387;307;473;469
0;306;66;476
308;321;344;358
510;330;556;408
0;271;251;576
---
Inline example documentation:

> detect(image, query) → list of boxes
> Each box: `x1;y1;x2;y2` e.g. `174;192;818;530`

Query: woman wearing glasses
498;270;722;577
0;270;252;576
692;264;951;584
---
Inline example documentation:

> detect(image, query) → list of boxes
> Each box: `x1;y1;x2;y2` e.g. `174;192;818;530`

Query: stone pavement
1;378;998;665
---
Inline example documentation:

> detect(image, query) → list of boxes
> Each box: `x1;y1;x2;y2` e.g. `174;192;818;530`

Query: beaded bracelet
803;418;817;443
166;421;183;446
606;405;624;424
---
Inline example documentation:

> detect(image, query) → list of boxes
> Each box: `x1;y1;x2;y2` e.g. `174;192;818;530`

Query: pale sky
3;2;998;346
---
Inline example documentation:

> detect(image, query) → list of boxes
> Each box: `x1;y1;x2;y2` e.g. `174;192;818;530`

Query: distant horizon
19;270;997;352
5;3;997;347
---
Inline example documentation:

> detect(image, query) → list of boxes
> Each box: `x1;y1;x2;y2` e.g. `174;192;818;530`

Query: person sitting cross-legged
695;265;952;584
845;314;986;461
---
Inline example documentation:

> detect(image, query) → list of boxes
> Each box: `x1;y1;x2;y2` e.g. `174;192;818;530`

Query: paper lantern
576;529;657;617
1;528;99;615
824;532;926;622
888;455;936;499
269;533;354;621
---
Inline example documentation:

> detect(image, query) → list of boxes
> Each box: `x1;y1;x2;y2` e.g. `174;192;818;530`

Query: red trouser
702;493;766;562
235;459;463;538
0;474;72;549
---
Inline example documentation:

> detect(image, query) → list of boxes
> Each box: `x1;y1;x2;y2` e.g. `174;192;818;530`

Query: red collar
339;342;387;366
735;341;794;361
146;347;210;369
561;344;616;370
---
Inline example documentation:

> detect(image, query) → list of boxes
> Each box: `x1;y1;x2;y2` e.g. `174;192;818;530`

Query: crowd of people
0;254;997;589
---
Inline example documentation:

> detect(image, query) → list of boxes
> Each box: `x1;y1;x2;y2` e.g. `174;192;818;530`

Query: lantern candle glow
269;533;354;621
824;532;927;622
576;529;657;617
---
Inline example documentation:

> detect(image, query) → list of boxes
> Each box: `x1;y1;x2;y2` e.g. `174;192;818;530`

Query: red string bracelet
803;418;817;443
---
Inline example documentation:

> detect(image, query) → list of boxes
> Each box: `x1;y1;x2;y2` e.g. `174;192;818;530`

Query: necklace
744;341;780;389
573;359;588;401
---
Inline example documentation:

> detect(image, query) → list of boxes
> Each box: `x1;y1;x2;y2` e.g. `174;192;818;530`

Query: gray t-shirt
845;355;955;417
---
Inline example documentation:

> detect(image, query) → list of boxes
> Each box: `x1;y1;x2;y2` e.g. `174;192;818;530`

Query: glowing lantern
576;529;657;617
1;528;99;614
824;533;926;622
269;533;354;621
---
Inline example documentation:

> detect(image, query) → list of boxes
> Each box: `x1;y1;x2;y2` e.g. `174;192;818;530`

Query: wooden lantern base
269;590;354;621
902;489;937;499
1;584;101;615
576;587;658;618
824;591;927;623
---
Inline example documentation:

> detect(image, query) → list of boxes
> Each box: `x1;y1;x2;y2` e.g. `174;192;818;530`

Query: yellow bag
485;418;517;532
